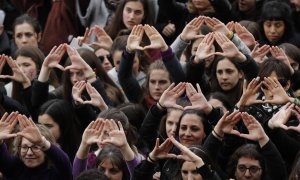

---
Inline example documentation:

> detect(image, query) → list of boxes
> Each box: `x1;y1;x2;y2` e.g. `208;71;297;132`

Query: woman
0;112;72;179
258;0;300;47
12;14;41;51
104;0;154;40
73;109;141;180
38;99;81;161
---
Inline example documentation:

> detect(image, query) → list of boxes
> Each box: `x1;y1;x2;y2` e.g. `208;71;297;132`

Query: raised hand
194;33;215;63
83;82;108;111
158;82;186;110
237;78;263;107
251;43;270;64
170;136;205;167
102;120;127;148
180;16;205;42
0;112;19;141
0;55;6;74
42;44;66;71
287;105;300;133
262;77;293;104
205;17;231;36
0;56;31;88
214;111;241;139
127;25;144;52
91;25;113;50
81;118;105;146
268;103;294;130
78;27;92;46
240;112;269;147
234;22;255;48
162;23;176;37
184;83;212;114
143;25;169;52
65;45;94;78
148;138;177;161
214;32;246;62
270;46;294;74
72;81;86;104
17;115;45;146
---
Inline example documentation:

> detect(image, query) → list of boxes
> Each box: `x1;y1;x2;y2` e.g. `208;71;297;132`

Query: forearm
120;143;135;161
38;66;51;83
76;142;91;159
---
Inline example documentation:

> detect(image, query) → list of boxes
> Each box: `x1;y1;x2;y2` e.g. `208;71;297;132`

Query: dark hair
258;58;292;82
207;91;233;111
176;109;212;143
96;144;129;180
111;35;128;56
105;0;154;40
279;43;300;65
12;46;59;107
289;150;300;180
77;169;108;180
63;48;125;105
39;99;81;160
210;56;244;107
227;144;265;179
258;1;294;45
239;20;262;48
117;103;146;131
12;14;41;35
98;108;138;148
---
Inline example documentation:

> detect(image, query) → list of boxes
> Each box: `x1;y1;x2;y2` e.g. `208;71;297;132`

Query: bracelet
86;72;96;80
148;155;156;164
227;31;234;40
213;129;223;140
294;98;299;105
157;101;167;110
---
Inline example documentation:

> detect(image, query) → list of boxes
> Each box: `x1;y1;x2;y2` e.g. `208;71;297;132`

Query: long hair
38;99;81;160
62;48;125;105
104;0;154;40
12;46;59;103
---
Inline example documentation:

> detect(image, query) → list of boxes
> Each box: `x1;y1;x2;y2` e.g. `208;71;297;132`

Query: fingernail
255;77;260;81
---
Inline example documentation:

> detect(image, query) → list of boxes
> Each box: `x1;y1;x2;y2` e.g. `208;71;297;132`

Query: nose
104;170;110;179
187;172;193;180
171;125;177;134
221;73;228;80
244;169;252;177
129;12;135;19
26;148;34;155
185;129;191;136
270;25;276;33
21;35;28;44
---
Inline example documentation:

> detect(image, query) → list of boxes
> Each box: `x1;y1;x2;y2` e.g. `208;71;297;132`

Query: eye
110;168;120;174
134;10;142;15
190;126;200;132
181;170;188;174
180;125;187;131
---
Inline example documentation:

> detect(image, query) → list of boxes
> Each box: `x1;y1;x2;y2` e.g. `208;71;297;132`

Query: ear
238;71;244;79
283;80;291;91
37;32;42;42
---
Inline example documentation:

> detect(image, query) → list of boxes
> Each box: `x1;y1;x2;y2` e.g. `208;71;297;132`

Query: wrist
161;45;169;52
179;34;189;43
203;104;213;115
126;46;134;53
212;128;224;140
258;134;269;147
148;153;157;163
157;101;167;111
40;136;51;151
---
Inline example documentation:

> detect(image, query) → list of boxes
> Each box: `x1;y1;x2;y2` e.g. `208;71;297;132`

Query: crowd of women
0;0;300;179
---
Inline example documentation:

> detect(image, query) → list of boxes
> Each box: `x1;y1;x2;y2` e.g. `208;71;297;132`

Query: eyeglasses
20;145;42;153
98;55;113;63
237;165;261;174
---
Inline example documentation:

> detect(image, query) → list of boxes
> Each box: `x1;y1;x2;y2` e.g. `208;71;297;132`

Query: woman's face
14;22;39;49
234;157;262;180
181;161;203;180
96;48;113;72
16;56;38;81
38;114;61;141
166;110;183;138
288;56;299;71
179;114;206;147
238;0;256;12
216;59;242;91
290;0;300;11
148;69;171;100
99;159;123;180
20;138;45;168
192;0;211;11
69;69;86;85
122;1;145;30
263;20;285;44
